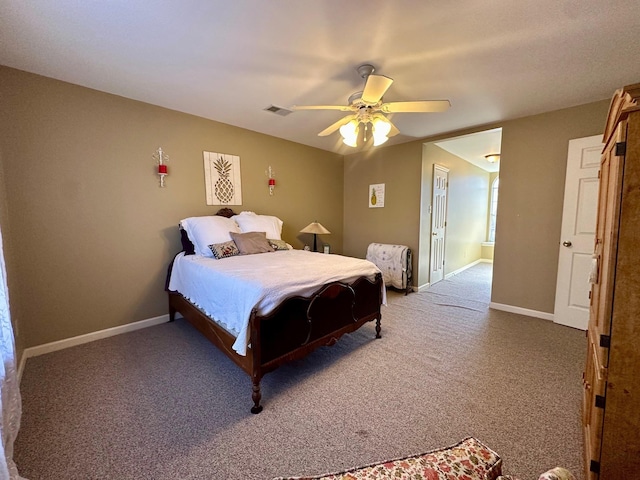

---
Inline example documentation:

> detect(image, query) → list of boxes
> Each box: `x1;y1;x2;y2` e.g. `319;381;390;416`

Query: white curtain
0;225;26;480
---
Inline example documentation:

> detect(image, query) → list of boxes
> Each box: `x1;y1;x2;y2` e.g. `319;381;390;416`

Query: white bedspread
168;250;386;356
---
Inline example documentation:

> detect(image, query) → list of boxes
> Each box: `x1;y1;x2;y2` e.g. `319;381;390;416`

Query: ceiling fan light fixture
373;133;389;146
372;115;391;136
340;119;360;147
371;115;391;146
342;135;359;148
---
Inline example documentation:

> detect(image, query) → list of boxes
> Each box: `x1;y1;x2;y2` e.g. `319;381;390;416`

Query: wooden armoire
583;83;640;479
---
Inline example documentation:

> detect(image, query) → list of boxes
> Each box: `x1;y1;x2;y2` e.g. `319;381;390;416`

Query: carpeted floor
15;263;586;480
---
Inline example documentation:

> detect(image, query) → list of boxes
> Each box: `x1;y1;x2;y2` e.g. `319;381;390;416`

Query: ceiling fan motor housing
356;64;376;78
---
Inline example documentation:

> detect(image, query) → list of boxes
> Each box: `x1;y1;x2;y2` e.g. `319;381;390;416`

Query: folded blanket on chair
366;243;408;290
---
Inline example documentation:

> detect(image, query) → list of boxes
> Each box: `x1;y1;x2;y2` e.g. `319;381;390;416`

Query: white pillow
233;211;284;240
180;216;241;257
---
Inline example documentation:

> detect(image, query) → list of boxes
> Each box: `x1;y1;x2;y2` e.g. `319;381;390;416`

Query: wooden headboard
216;208;236;218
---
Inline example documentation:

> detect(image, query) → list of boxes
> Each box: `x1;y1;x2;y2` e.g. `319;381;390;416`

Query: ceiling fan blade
361;75;394;104
381;100;451;113
318;115;356;137
291;105;353;111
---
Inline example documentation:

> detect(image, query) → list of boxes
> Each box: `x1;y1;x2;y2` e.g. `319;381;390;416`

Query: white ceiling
434;128;502;173
1;1;639;155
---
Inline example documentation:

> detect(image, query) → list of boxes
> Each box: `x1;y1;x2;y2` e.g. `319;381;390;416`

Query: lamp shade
300;221;331;252
300;221;331;235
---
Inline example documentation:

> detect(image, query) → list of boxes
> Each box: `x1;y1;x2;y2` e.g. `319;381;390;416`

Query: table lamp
300;221;331;252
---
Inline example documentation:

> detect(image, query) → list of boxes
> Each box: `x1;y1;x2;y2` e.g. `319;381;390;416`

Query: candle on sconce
153;147;170;187
266;165;276;195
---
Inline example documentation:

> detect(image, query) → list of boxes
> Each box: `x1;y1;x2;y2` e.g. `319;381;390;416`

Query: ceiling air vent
264;105;293;116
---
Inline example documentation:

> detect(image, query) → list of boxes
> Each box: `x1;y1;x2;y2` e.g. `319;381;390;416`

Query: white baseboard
445;260;480;279
417;259;493;291
17;353;27;385
444;259;492;280
489;302;554;321
18;314;170;381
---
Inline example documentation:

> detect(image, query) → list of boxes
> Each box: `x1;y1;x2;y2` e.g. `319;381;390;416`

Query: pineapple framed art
203;151;242;205
368;183;385;208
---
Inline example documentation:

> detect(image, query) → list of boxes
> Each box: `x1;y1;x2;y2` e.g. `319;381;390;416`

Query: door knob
432;232;437;236
562;241;572;247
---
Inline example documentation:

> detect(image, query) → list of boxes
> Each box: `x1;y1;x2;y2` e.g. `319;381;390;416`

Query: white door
554;135;603;330
430;165;449;285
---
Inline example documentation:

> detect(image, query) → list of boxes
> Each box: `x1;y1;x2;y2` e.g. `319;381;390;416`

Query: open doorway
417;128;501;291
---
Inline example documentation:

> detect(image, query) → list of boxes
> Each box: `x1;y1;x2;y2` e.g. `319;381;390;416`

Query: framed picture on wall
203;151;243;205
369;183;385;208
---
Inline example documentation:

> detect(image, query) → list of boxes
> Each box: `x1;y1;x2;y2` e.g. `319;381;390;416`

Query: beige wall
481;244;494;260
343;141;490;289
0;143;22;356
343;142;424;263
419;144;490;286
0;64;612;353
344;99;610;314
0;66;344;349
492;99;609;312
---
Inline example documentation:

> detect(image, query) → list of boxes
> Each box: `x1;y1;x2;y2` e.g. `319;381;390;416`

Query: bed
165;209;384;413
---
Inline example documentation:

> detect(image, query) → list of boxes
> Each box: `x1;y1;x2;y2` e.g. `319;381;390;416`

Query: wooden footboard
168;272;382;413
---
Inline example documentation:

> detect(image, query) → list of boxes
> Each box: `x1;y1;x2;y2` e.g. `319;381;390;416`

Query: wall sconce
266;165;276;195
153;147;169;187
484;153;500;163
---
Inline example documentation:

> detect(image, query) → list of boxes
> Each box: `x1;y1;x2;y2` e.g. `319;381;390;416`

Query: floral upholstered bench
274;436;503;479
273;436;577;480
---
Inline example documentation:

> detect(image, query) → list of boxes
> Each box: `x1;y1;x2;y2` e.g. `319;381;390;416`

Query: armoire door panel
583;84;640;480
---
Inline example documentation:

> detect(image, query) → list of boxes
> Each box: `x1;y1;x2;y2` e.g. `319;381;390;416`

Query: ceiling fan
291;64;450;147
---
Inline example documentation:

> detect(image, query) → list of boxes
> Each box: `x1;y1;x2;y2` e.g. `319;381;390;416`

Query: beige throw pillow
230;231;275;255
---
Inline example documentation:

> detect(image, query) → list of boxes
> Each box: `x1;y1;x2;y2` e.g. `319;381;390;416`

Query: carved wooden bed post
249;308;263;414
